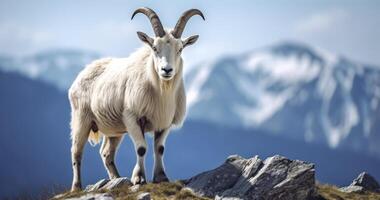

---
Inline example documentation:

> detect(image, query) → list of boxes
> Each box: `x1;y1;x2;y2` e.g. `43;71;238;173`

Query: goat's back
68;58;112;111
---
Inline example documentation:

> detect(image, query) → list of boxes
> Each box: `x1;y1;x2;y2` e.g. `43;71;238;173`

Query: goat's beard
160;79;173;91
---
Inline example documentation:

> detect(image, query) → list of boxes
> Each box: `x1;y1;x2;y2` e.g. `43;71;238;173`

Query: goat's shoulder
68;57;113;105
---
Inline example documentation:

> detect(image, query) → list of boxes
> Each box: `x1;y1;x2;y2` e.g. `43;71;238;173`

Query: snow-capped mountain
1;42;379;158
185;42;380;157
0;49;99;90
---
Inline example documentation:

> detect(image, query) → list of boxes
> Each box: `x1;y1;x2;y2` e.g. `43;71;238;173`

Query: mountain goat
68;7;204;191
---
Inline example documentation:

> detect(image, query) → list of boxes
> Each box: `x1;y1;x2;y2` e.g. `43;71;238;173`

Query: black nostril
161;68;173;74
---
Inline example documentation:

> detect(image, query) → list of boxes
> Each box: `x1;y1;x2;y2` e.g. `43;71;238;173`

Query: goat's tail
88;129;102;146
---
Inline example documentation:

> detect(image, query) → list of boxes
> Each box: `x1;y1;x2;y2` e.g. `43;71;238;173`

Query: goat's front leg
153;129;170;183
124;115;147;185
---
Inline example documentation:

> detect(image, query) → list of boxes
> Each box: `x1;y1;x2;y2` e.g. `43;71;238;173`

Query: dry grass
110;181;210;200
51;181;211;200
51;190;89;200
51;182;380;200
316;183;380;200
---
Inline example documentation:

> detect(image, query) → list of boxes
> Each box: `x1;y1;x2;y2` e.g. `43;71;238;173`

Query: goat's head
132;7;204;81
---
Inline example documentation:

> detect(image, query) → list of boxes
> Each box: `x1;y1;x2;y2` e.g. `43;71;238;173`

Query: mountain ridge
185;41;380;157
1;41;379;156
1;68;380;198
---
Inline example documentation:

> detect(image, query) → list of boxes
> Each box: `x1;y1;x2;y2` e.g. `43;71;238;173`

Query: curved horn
131;7;165;37
171;9;205;38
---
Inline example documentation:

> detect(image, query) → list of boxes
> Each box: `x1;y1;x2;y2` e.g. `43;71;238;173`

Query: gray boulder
85;177;132;192
85;179;109;192
62;178;131;200
340;172;380;193
185;155;316;200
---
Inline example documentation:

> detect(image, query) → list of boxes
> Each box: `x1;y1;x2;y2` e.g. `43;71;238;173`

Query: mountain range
0;49;99;90
0;41;379;198
185;42;380;157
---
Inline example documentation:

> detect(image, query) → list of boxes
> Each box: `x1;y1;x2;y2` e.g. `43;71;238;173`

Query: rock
351;172;380;191
340;172;380;193
339;185;365;193
85;177;132;192
62;178;131;200
185;155;253;197
102;177;132;190
85;179;109;192
136;192;151;200
129;184;141;193
65;193;114;200
185;155;316;200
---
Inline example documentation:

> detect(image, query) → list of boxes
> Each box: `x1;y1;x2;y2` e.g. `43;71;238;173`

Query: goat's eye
178;48;183;54
152;46;158;53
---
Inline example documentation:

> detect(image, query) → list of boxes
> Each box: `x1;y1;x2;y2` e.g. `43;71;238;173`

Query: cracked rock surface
84;177;132;192
185;155;316;200
58;155;317;200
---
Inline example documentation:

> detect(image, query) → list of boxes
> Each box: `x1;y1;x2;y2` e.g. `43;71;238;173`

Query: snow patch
322;99;359;148
186;63;214;109
24;62;41;78
312;45;338;66
317;66;336;100
234;89;294;126
55;56;70;70
243;52;320;84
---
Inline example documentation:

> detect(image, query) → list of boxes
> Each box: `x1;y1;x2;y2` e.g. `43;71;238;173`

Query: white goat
68;7;204;191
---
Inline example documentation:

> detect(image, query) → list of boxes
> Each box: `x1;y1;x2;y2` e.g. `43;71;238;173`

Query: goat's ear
182;35;199;48
137;31;154;47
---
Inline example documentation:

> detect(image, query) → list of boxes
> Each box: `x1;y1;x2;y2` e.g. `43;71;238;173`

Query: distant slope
1;44;380;198
2;44;379;159
0;70;72;197
0;70;121;198
0;49;99;90
186;42;380;158
0;68;379;197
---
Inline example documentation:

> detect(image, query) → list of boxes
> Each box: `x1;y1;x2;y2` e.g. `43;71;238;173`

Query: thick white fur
68;30;192;189
69;35;186;143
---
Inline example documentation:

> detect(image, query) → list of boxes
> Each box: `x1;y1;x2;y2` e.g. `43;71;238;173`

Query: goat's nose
161;67;173;74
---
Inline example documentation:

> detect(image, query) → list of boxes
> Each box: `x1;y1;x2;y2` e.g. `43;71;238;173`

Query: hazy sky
1;0;380;66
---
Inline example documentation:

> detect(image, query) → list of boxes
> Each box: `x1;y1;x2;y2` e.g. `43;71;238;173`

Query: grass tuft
109;181;211;200
317;183;380;200
50;182;380;200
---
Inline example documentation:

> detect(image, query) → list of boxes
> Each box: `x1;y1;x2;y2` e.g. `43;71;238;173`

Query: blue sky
0;0;380;66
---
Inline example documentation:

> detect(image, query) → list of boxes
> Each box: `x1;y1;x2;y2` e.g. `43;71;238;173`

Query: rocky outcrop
184;155;316;200
340;172;380;193
56;155;317;200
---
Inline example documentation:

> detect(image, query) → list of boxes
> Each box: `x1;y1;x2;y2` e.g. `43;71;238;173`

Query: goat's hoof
132;172;147;185
153;171;169;183
132;176;147;185
70;183;82;192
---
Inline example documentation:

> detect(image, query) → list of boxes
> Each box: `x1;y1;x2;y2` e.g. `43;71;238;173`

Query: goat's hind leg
70;112;91;192
100;136;123;179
